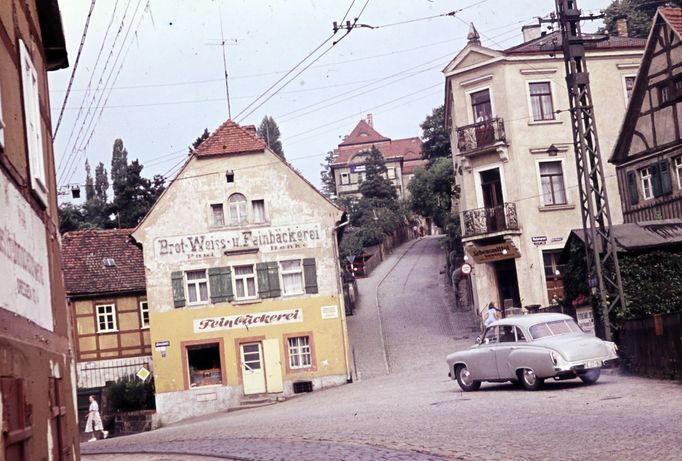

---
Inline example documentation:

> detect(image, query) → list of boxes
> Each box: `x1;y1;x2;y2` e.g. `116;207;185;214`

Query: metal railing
462;202;519;237
456;117;506;154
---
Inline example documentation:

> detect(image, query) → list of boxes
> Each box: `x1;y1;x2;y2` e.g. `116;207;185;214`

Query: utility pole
547;0;626;340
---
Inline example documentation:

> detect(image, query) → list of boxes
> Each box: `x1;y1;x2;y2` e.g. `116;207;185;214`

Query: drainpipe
333;218;353;382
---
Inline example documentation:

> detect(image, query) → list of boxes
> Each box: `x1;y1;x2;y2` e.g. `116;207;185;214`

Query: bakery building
132;120;351;425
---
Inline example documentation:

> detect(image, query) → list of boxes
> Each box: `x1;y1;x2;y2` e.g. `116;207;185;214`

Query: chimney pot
367;113;373;127
616;18;629;38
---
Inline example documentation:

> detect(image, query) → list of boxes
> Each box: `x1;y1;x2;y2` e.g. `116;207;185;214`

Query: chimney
244;124;258;137
522;24;542;42
366;113;373;127
616;18;629;37
467;23;481;46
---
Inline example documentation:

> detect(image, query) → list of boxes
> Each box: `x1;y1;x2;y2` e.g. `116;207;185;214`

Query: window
252;200;265;223
675;157;682;189
543;250;566;302
659;84;670;105
482;325;498;343
96;304;117;333
280;260;304;295
529;82;555;121
387;168;396;179
624;76;636;101
641;161;672;199
211;204;225;226
140;301;149;328
187;343;223;387
287;336;312;369
471;88;492;122
186;270;208;304
514;327;526;342
499;325;516;343
539;161;567;205
234;265;257;300
19;39;47;205
340;172;350;185
228;193;247;225
641;167;654;200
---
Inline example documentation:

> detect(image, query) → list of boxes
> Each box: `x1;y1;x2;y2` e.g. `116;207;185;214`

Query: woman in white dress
85;395;108;441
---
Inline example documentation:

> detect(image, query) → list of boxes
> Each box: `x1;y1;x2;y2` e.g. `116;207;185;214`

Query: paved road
82;236;682;461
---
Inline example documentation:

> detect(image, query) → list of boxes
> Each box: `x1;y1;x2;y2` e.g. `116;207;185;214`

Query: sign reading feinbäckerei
193;309;303;333
155;223;323;261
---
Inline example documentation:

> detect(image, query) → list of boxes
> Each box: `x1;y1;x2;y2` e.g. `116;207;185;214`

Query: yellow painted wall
149;295;347;394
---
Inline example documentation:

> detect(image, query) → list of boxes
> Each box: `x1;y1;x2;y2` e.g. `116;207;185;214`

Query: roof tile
194;119;267;157
339;120;390;147
660;7;682;37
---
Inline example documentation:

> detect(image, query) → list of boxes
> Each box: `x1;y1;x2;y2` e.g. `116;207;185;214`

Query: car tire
579;368;601;385
455;364;481;392
518;368;543;391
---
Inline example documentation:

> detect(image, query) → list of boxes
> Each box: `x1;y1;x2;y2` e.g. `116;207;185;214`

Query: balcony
456;118;507;155
462;202;520;238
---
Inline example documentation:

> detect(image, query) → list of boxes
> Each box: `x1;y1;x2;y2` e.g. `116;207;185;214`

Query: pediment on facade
443;46;501;75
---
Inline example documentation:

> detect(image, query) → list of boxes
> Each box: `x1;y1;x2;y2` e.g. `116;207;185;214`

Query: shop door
240;342;266;395
480;169;504;232
493;259;520;313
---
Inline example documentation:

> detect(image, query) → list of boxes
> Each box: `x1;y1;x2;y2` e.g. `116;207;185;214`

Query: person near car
85;395;108;441
484;302;498;327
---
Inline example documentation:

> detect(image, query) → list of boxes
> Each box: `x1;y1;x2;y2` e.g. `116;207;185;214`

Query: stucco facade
132;121;350;425
443;26;645;315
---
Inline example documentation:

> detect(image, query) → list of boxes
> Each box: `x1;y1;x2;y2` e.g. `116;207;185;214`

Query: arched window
228;193;247;225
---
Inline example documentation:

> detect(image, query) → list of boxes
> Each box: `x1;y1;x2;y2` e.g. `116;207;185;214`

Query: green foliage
358;147;397;200
105;375;155;412
257;115;284;159
111;160;165;228
407;157;454;229
191;128;210;152
419;105;451;161
603;0;668;38
319;150;336;198
58;203;85;233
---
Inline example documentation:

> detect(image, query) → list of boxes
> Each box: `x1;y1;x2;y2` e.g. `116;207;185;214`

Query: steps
229;394;282;412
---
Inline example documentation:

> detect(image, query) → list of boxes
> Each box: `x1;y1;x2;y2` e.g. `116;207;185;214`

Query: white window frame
96;304;117;333
252;199;266;224
387;167;396;179
641;167;654;200
287;336;312;369
340;172;350;185
675;157;682;190
233;265;257;300
211;203;225;226
473;162;507;209
526;80;556;122
19;39;47;205
280;259;304;296
139;300;150;329
536;159;568;206
186;270;209;305
466;86;495;124
228;193;247;225
622;75;636;106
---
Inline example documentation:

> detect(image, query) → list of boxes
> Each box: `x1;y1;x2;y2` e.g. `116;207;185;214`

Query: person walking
484;302;498;328
85;395;108;441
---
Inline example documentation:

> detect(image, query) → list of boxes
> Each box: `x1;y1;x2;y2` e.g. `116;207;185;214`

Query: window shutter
171;271;185;308
257;262;271;298
627;171;639;205
659;159;672;195
303;258;319;294
209;267;233;303
267;261;281;297
651;163;662;197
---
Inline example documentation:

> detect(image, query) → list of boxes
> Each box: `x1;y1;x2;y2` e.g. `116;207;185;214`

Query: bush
106;375;155;412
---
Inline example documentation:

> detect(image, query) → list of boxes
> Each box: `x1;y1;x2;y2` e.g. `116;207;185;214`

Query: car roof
492;313;573;329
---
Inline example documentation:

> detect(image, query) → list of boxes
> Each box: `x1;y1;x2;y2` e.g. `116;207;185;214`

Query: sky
49;0;613;201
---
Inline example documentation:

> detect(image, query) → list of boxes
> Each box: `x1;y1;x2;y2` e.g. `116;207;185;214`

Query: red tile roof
194;119;267;157
61;229;146;297
403;159;428;175
338;120;390;147
660;7;682;37
505;30;646;55
333;137;423;165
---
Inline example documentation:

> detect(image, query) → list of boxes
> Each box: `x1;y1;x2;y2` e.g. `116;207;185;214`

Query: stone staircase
229;394;283;412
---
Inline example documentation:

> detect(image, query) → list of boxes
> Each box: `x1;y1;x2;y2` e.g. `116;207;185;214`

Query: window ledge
528;119;562;126
188;383;223;390
232;298;261;306
97;329;119;334
538;203;575;212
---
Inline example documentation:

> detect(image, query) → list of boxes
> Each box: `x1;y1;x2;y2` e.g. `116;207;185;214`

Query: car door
493;325;522;379
465;326;500;380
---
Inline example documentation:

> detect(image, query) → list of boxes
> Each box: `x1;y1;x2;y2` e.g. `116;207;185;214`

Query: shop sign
0;174;52;330
469;242;520;263
349;164;366;173
155;223;323;261
532;236;547;246
193;308;303;333
320;305;339;319
575;306;595;336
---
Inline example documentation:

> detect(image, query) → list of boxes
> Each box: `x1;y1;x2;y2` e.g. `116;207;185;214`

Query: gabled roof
660;7;682;36
504;30;646;55
61;229;145;297
338;120;390;147
567;220;682;253
194;119;267;157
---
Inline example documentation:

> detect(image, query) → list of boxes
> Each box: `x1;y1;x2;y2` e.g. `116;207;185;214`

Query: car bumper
554;357;619;373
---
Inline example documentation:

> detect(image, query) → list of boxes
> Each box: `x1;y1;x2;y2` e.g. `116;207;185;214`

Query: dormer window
228;193;247;225
102;258;116;267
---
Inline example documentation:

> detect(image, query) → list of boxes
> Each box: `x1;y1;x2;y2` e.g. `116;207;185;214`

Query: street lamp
547;144;559;157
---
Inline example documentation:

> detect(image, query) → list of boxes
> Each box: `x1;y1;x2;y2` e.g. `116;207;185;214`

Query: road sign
346;255;355;264
136;367;151;381
461;262;472;275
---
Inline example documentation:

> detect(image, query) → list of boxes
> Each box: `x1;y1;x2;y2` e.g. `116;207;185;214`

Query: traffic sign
461;262;472;275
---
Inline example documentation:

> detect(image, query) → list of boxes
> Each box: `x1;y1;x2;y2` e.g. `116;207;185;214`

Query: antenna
216;5;237;119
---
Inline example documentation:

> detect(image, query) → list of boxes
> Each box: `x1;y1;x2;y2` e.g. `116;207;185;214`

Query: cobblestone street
82;237;682;461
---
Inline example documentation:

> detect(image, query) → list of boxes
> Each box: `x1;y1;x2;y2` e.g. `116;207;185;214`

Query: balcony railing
462;202;519;237
456;118;506;154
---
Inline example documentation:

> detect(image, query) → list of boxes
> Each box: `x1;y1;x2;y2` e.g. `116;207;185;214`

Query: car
446;313;619;391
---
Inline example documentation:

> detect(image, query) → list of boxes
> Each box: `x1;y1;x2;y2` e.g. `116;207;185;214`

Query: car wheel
518;368;543;391
455;364;481;392
579;368;601;385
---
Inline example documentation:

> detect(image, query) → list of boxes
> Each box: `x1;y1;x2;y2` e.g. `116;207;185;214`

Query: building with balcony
0;0;80;458
131;120;351;425
443;23;645;315
331;115;425;199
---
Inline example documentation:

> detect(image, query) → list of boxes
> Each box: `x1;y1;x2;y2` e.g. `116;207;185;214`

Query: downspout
332;218;352;382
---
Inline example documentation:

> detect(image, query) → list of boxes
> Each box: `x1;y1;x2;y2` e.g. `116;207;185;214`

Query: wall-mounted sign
136;367;151;381
155;223;323;261
469;242;520;263
155;341;170;348
550;236;564;243
193;308;303;333
575;306;595;336
532;236;547;246
320;305;339;319
0;174;52;330
349;164;366;174
461;262;472;275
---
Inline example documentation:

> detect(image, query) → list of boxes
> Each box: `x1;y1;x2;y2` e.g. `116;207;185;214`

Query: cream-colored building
132;121;351;425
443;24;645;315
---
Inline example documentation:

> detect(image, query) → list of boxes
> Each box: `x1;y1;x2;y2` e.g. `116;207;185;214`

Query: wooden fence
619;312;682;380
360;227;412;277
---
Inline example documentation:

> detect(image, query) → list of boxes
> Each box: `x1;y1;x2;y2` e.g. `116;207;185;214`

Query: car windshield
529;319;583;339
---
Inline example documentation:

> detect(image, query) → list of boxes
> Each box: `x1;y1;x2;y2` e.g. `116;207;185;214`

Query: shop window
187;343;223;387
140;301;149;328
539;161;567;206
228;193;247;225
234;265;257;300
287;336;312;369
280;260;304;295
96;304;117;333
186;270;208;304
211;203;225;226
252;199;266;223
529;82;555;121
543;250;566;302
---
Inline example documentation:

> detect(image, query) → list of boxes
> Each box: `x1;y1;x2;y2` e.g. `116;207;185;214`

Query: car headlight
550;351;558;365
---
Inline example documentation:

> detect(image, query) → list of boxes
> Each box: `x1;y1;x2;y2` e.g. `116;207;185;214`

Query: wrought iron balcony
456;118;507;154
462;202;519;237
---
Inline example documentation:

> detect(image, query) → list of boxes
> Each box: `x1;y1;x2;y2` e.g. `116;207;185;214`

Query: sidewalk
82;454;235;461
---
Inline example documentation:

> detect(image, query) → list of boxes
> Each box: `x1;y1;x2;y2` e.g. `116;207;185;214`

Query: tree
111;160;165;228
420;105;451;161
111;138;129;203
95;162;109;203
319;150;337;198
257;115;284;159
58;203;85;234
84;160;95;201
190;128;210;152
603;0;669;38
358;146;397;201
408;157;454;229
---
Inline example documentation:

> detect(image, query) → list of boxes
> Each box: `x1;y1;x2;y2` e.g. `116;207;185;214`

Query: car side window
514;327;526;342
483;326;498;343
499;325;515;342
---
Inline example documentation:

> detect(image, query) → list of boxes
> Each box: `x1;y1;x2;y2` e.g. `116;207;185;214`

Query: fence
620;312;681;380
359;227;412;277
77;356;153;389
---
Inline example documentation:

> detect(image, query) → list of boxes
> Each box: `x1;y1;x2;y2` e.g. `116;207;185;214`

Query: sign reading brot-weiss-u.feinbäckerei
154;223;323;261
193;309;303;333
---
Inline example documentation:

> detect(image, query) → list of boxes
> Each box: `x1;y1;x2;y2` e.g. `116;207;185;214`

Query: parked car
446;313;619;391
